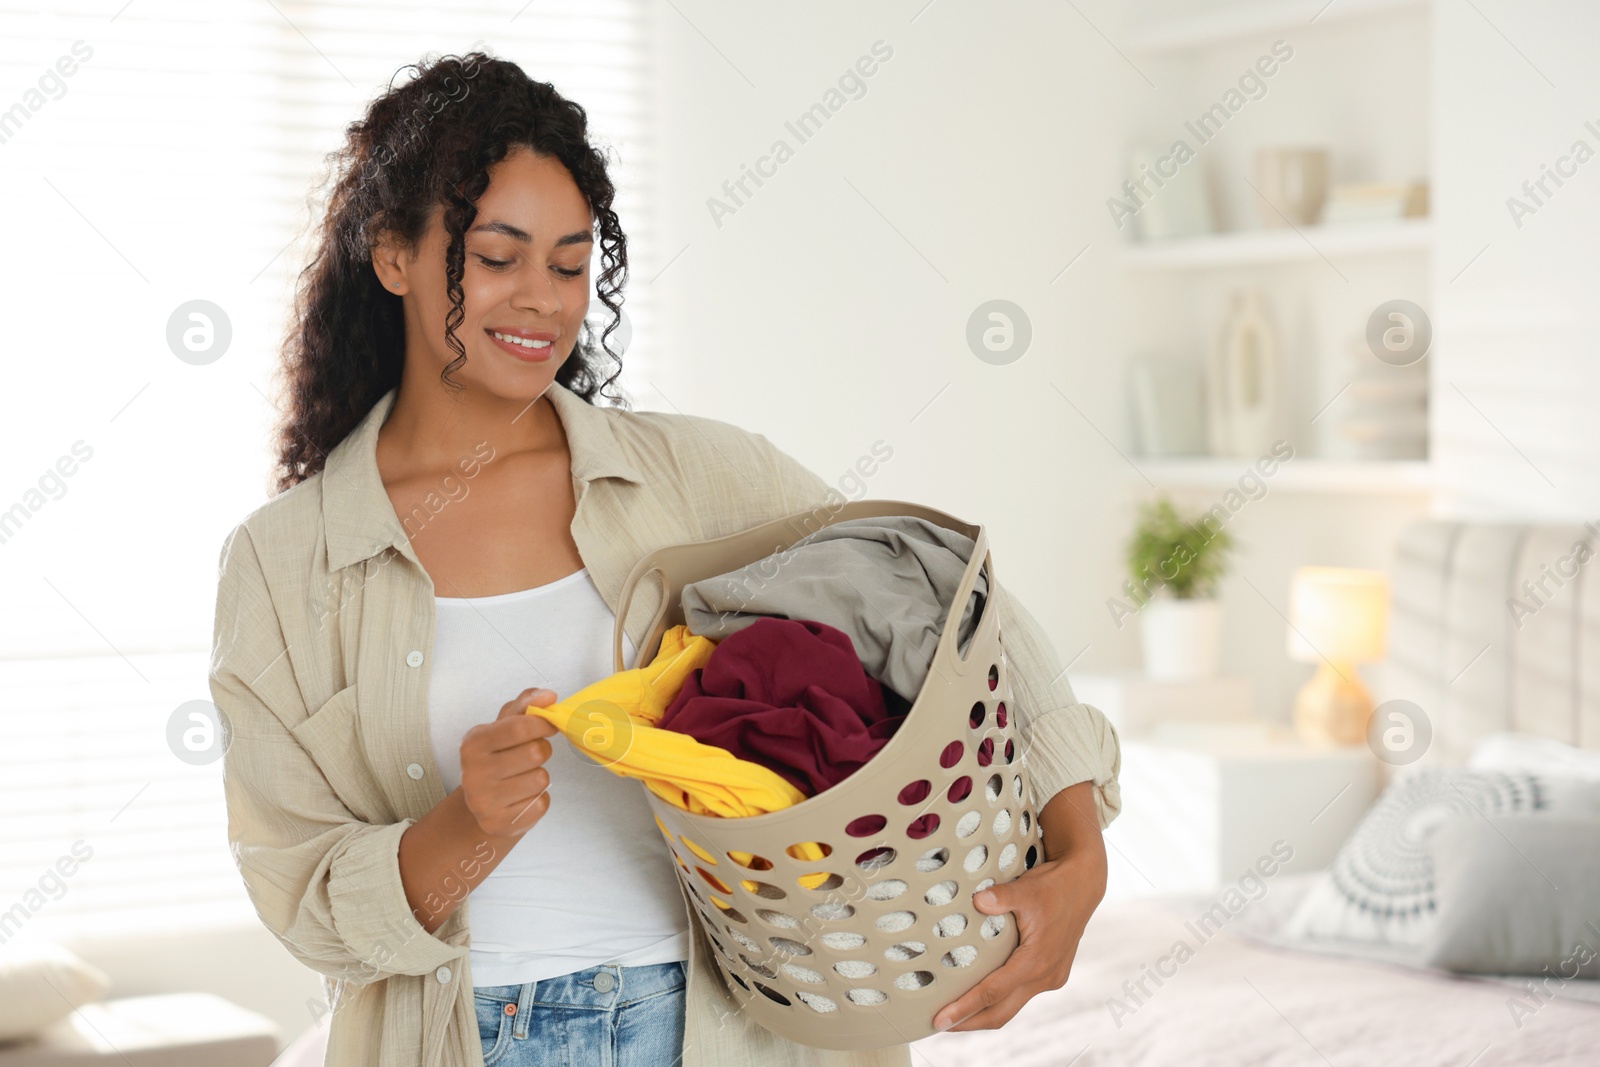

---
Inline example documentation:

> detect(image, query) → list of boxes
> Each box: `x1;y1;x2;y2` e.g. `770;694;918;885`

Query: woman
209;50;1122;1067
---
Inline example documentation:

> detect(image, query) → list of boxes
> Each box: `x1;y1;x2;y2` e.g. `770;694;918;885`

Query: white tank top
426;567;690;986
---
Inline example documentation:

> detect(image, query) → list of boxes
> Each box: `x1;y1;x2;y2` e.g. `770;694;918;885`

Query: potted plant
1124;497;1235;680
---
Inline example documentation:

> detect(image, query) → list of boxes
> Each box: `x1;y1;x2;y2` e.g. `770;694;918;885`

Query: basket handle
613;562;668;673
929;526;992;670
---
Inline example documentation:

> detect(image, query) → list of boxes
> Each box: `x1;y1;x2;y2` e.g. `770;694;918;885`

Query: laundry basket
609;499;1046;1051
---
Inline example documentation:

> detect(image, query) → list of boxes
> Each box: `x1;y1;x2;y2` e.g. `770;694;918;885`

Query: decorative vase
1206;288;1279;457
1140;596;1223;680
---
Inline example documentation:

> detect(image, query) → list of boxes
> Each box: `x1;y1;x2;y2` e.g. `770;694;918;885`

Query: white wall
643;0;1139;691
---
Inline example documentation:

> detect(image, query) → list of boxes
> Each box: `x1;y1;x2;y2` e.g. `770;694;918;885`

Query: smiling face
375;145;596;402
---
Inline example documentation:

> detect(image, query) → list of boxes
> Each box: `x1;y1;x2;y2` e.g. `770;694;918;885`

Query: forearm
1038;780;1108;888
398;787;523;933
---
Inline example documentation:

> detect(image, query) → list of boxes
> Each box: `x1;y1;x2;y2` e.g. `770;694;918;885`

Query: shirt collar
320;378;645;573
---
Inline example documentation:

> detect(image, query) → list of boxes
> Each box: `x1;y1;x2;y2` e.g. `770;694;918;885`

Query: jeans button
593;971;615;992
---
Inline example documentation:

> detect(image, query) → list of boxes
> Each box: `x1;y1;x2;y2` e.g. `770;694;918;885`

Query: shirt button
593;971;615;992
435;966;452;984
406;763;425;780
406;650;424;668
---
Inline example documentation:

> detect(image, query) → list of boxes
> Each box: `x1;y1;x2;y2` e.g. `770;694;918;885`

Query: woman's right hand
459;687;559;838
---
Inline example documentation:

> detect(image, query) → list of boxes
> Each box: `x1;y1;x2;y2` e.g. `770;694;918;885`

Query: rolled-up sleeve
210;523;460;986
764;442;1122;829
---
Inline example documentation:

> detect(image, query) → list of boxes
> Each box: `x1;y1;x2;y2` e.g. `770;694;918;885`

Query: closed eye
476;255;584;278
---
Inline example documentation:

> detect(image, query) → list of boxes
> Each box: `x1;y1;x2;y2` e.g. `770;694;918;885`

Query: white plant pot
1140;597;1223;680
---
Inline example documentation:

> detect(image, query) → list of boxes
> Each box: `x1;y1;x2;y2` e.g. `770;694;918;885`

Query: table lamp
1286;566;1389;745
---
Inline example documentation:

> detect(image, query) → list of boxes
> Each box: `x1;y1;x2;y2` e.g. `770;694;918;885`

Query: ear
370;230;410;294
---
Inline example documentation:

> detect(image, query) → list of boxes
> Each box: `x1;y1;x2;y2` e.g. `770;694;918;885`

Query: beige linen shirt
209;379;1122;1067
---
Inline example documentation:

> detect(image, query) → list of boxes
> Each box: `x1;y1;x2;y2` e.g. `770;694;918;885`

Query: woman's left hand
931;781;1109;1033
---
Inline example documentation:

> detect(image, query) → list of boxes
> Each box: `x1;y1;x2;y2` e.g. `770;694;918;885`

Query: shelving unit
1125;0;1427;54
1137;458;1432;494
1121;218;1431;271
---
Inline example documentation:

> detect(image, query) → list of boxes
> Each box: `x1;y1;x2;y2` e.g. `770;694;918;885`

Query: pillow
1280;766;1600;949
0;941;111;1042
1422;813;1600;977
1468;731;1600;782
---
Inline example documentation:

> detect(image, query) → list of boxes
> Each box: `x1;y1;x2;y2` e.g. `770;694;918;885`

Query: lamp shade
1286;566;1389;664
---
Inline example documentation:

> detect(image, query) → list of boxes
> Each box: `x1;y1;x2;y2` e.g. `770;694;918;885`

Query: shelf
1125;0;1427;54
1120;218;1431;270
1134;458;1433;494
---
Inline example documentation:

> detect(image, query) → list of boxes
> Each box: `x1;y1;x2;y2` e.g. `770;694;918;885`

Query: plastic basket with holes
609;499;1045;1050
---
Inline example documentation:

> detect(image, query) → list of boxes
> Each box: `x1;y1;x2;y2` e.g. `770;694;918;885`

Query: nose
511;264;564;318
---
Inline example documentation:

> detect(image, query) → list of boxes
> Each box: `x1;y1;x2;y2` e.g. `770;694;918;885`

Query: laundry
522;624;807;819
679;515;986;704
658;616;915;798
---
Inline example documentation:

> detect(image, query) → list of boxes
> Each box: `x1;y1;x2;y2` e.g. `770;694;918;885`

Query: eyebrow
467;220;593;247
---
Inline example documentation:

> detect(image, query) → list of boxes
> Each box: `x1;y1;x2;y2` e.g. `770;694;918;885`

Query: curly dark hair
270;49;631;494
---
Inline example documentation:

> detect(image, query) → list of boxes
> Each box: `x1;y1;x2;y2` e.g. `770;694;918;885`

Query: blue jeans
473;960;688;1067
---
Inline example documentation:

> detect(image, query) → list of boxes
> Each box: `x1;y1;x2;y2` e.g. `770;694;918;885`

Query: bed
912;519;1600;1066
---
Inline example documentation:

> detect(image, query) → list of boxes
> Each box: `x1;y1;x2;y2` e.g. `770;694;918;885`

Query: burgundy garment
659;616;917;802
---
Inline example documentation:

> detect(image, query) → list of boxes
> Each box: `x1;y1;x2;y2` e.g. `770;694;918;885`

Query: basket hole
845;814;887;837
697;867;731;894
855;846;896;873
712;900;748;924
796;991;838;1013
963;845;988;873
730;851;773;871
743;880;786;900
729;929;762;953
680;835;717;864
755;908;801;929
1012;774;1024;801
769;936;812;957
1020;810;1032;834
985;773;1004;803
935;913;969;938
980;914;1007;940
1025;844;1039;870
866;878;907;901
993;809;1012;837
998;842;1019;872
884;941;926;961
820;931;865;950
846;988;887;1006
946;775;973;803
874;910;916;933
1005;738;1016;764
674;854;688;871
996;701;1008;728
987;664;999;691
739;955;778;981
976;738;994;767
811;901;854;921
783;962;824;984
799;872;844;891
834;960;876;979
727;969;748;990
915;847;949;873
955;810;982;838
939;741;964;769
924;879;958;906
654;815;672;839
941;946;978;968
712;937;734;960
898;779;932;805
786;841;832;861
906;813;940;839
753;982;790;1006
968;702;986;730
893;970;935;990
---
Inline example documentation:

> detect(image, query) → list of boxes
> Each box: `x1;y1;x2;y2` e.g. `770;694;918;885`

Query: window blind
0;0;657;939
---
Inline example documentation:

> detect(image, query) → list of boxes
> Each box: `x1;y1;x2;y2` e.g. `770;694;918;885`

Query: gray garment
679;516;987;703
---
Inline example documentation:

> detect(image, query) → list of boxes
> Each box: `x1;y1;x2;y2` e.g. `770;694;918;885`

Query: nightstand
1101;720;1381;901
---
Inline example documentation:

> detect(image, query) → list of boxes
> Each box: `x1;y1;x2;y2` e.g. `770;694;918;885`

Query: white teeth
491;331;552;349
